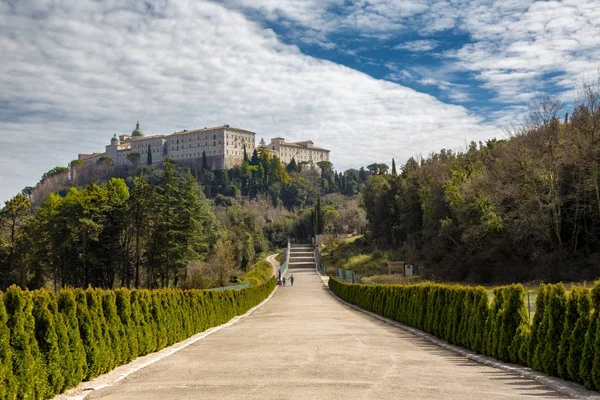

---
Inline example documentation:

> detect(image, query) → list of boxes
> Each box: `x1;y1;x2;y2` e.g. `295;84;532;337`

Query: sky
1;0;600;203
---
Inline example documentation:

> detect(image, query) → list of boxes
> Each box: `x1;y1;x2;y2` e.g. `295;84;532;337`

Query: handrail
207;283;251;291
278;238;290;281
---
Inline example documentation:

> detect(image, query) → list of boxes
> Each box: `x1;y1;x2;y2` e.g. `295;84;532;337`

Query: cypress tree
591;282;600;390
469;288;489;353
541;284;566;376
87;289;113;374
58;289;87;387
557;288;579;379
147;144;152;165
76;289;100;380
202;150;208;171
102;292;125;366
568;287;590;383
580;283;600;389
32;291;64;398
391;158;397;176
4;286;47;399
48;293;71;394
0;290;16;400
115;289;138;362
530;284;548;370
499;285;527;363
486;288;504;357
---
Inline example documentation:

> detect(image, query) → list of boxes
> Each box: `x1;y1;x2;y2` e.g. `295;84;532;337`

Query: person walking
290;274;295;286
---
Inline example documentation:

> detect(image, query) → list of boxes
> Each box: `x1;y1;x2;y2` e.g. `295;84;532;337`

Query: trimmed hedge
0;277;275;400
329;277;600;390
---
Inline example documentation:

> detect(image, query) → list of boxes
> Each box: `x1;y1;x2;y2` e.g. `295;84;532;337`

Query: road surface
88;268;567;400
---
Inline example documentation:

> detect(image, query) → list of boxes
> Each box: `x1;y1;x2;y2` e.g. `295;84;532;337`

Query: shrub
327;277;599;390
557;287;580;379
58;289;87;387
32;291;64;397
580;283;600;389
531;284;548;370
4;286;47;399
0;290;16;400
567;287;590;383
541;284;567;377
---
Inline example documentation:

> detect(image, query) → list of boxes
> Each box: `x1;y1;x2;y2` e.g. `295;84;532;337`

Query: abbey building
78;122;330;169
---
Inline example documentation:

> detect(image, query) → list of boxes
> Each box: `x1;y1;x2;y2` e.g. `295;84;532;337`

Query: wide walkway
89;269;567;400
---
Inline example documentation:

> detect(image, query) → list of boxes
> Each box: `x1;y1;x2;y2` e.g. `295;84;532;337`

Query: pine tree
391;158;397;176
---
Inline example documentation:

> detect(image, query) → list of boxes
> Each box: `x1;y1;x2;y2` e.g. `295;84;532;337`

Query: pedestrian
290;274;294;286
282;277;286;286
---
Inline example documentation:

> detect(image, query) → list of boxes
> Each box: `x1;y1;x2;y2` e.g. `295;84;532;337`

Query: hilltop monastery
79;122;330;170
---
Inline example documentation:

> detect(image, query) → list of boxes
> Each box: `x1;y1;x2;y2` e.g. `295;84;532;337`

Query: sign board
387;261;405;275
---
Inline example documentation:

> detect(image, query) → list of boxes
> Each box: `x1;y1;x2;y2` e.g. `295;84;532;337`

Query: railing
336;268;362;284
314;243;325;274
278;239;290;281
207;283;251;291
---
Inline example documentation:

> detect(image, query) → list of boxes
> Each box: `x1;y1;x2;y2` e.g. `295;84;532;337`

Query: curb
323;282;600;400
54;283;280;400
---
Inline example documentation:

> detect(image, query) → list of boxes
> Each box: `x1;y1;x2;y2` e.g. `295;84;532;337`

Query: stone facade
79;123;329;170
166;125;255;170
267;138;330;164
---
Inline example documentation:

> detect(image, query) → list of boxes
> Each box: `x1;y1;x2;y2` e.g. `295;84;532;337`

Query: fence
336;268;361;283
278;239;290;281
207;283;251;291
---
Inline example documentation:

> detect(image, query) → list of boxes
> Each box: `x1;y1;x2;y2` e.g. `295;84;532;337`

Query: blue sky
1;0;599;203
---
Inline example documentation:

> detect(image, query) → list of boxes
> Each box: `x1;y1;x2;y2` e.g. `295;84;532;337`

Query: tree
147;144;153;165
206;238;236;287
391;158;397;176
0;193;31;287
286;157;298;173
126;152;141;166
96;156;113;166
202;150;208;171
128;175;154;288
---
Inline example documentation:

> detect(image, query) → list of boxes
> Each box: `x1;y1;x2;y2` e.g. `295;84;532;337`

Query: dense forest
0;146;367;291
360;81;600;283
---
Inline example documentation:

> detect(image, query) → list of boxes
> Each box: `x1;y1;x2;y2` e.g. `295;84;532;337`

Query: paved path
88;269;567;400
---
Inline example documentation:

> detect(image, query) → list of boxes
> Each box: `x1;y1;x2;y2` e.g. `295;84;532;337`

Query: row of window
173;150;220;159
172;133;218;144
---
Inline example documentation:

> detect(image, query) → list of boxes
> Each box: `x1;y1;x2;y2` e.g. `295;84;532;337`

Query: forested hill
0;151;367;291
360;90;600;283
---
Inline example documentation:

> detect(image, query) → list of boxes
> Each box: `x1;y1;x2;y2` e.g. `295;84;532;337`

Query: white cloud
226;0;600;105
0;0;500;203
393;40;438;52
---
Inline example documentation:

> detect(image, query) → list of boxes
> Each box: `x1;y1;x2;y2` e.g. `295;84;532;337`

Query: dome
111;134;119;144
131;121;144;137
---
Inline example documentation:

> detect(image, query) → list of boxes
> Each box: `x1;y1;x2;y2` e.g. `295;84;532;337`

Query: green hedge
329;277;600;390
0;277;275;400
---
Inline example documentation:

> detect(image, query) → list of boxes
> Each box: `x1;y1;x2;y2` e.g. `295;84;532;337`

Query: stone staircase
288;244;316;269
